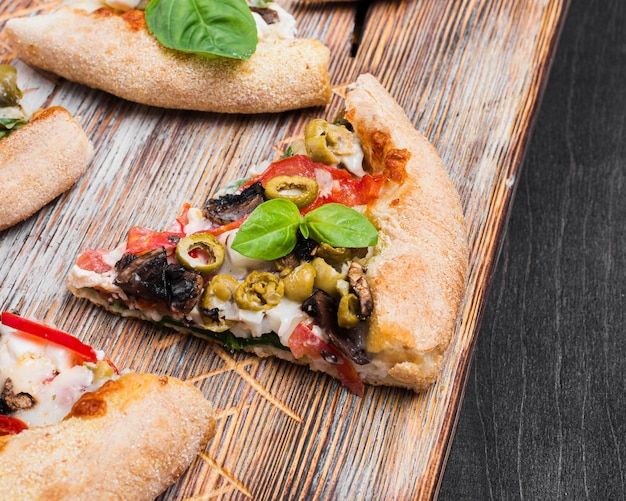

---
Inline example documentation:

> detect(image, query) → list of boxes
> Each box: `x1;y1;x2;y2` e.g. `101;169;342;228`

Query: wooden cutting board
0;0;570;499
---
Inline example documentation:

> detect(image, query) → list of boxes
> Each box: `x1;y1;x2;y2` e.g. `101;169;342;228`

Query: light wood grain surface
0;0;569;499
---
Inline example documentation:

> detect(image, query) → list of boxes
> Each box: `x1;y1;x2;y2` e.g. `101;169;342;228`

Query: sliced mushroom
203;182;265;225
1;378;36;414
347;261;373;319
114;247;203;314
250;6;280;25
302;290;370;365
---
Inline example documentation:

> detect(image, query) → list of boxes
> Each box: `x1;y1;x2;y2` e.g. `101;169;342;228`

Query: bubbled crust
0;373;215;501
344;74;469;391
0;106;92;231
4;7;332;113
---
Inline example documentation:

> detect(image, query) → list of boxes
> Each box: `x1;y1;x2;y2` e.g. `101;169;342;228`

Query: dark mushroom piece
203;182;265;225
302;289;370;365
114;247;203;315
1;378;36;415
249;6;280;25
347;261;374;319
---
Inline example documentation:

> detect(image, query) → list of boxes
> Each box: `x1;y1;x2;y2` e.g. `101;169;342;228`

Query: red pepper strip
1;312;98;364
288;322;364;397
0;415;28;436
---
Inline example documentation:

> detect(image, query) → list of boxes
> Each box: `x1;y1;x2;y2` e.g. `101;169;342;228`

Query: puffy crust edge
0;106;93;231
0;373;215;500
344;74;469;390
4;8;332;113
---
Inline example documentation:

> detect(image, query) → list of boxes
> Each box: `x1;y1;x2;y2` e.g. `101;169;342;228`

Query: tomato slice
76;248;112;273
288;322;364;397
242;155;385;211
1;312;99;365
0;415;28;436
125;226;183;255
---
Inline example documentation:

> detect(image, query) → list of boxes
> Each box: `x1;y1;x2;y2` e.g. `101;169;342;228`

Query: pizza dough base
0;106;93;231
0;373;215;501
4;7;332;113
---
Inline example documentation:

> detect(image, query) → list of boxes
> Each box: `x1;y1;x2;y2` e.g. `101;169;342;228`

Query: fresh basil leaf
231;199;301;260
302;203;378;248
0;117;28;140
145;0;258;60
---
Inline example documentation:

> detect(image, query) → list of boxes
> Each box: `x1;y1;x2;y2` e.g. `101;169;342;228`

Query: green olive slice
337;293;360;328
175;232;225;276
199;274;239;331
304;118;338;164
235;270;284;311
265;175;319;209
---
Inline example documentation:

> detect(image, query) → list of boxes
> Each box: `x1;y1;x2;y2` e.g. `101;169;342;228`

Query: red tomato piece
76;248;112;273
242;155;385;211
125;226;183;255
288;322;364;397
0;415;28;436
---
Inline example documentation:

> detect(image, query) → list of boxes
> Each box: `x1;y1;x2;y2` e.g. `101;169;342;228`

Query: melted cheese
0;325;114;427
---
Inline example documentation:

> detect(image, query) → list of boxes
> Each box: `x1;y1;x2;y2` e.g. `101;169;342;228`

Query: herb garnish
231;199;378;260
145;0;258;60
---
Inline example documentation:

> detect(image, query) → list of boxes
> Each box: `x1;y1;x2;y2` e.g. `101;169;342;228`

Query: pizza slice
0;311;215;500
0;64;93;231
67;74;469;395
4;0;331;114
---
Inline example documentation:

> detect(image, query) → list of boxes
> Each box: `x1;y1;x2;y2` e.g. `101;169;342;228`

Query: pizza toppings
84;0;298;59
0;65;29;140
114;247;203;314
203;182;265;225
67;116;392;394
0;313;117;432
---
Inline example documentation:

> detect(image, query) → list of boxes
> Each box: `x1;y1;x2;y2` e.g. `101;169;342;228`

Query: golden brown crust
0;106;93;232
344;74;469;390
4;7;332;113
0;373;215;501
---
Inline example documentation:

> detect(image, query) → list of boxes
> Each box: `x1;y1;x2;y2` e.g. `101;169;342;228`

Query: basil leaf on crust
145;0;258;60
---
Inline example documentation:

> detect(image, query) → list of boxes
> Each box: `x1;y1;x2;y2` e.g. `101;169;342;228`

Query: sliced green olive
304;118;355;165
283;263;316;302
311;257;343;297
337;293;361;328
235;270;284;311
206;274;239;302
305;119;338;164
175;233;225;276
265;175;319;209
199;274;239;331
0;65;22;108
315;242;353;265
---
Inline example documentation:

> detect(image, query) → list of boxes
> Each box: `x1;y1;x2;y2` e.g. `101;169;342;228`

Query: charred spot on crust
121;9;147;31
302;290;370;365
66;393;107;419
0;378;36;415
114;247;202;314
203;182;265;225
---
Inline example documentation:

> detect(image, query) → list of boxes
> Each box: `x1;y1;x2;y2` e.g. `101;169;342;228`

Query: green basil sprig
232;199;378;260
145;0;258;60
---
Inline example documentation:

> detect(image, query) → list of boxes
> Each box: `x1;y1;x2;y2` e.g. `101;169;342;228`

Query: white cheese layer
0;325;114;427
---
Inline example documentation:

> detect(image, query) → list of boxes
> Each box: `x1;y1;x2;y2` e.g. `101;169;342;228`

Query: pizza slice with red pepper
0;311;214;499
67;74;469;395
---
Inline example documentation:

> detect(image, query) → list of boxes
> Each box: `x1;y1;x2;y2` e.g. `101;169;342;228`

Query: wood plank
0;0;570;498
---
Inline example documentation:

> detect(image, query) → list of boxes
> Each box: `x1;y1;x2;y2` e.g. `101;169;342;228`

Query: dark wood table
440;0;626;498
